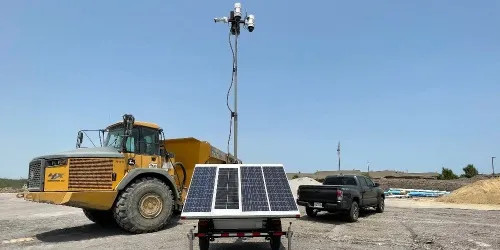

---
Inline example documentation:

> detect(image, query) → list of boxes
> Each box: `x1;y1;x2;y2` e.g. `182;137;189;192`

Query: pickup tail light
336;190;343;200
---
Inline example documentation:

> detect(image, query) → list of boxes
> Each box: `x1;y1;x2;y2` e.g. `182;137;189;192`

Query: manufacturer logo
128;158;136;166
48;173;64;182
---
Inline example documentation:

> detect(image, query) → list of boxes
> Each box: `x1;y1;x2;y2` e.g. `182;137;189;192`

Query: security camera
245;14;255;32
214;17;228;23
233;3;242;21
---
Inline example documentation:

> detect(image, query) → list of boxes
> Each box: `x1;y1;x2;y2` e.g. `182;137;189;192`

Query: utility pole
367;161;370;175
337;142;341;171
215;3;255;160
492;157;496;176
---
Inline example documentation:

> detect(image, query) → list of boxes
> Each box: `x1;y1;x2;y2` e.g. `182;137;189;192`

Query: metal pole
287;222;293;250
337;142;340;171
492;157;496;176
233;33;239;159
187;227;195;250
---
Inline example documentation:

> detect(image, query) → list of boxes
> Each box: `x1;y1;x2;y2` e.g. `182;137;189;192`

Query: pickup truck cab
296;175;385;222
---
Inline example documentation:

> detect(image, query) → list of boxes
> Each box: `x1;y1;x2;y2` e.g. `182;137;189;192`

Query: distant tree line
437;164;479;180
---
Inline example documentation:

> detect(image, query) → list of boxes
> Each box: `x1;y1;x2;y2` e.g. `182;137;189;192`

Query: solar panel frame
181;164;300;219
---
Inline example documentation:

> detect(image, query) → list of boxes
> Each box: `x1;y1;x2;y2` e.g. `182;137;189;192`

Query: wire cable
226;31;236;160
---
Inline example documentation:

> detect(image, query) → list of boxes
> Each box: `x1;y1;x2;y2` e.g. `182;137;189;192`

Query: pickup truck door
358;176;377;206
363;177;379;205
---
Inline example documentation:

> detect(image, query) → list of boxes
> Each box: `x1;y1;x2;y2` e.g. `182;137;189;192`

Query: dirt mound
288;177;321;198
376;175;490;192
438;177;500;205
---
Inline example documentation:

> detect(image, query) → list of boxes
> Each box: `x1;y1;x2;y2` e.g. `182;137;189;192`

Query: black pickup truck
296;175;385;222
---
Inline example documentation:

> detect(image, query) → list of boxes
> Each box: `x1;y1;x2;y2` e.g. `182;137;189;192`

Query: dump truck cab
25;114;238;233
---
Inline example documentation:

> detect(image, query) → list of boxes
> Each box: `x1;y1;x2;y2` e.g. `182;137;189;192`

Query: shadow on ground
36;216;181;243
210;237;285;250
299;209;378;225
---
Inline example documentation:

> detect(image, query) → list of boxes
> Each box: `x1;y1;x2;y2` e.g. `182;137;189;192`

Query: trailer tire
270;236;281;250
199;237;210;250
83;209;115;226
113;177;174;233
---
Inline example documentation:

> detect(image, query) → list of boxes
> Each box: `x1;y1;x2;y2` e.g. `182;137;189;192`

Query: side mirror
374;182;380;187
76;131;84;148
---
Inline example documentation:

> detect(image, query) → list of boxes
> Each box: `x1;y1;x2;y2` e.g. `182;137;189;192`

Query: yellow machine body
24;121;237;211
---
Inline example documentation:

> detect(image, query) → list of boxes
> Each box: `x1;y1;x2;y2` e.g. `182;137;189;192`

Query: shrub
437;168;458;180
291;174;299;179
462;164;479;178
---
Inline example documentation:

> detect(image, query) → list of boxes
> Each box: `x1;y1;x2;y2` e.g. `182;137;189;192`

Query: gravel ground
1;194;499;250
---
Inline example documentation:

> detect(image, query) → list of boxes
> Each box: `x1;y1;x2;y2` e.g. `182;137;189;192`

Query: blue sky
1;1;499;178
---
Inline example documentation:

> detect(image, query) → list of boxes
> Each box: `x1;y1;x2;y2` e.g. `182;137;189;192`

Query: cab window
139;127;159;155
365;177;375;187
125;128;139;153
358;176;369;187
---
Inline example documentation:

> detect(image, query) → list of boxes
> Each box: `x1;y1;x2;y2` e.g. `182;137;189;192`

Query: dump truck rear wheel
82;209;115;226
113;177;174;233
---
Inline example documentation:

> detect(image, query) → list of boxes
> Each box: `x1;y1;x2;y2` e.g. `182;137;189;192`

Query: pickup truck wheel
376;198;385;213
270;236;281;250
306;207;317;217
113;177;174;233
346;201;359;222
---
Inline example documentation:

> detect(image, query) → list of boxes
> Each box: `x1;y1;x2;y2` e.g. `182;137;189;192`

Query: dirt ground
1;194;499;250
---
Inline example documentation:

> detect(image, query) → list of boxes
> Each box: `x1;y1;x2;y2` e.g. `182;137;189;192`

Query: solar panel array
263;166;297;211
214;168;239;209
182;167;217;212
181;164;299;218
241;166;270;211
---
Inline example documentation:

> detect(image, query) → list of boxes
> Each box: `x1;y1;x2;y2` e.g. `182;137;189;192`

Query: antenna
214;3;255;159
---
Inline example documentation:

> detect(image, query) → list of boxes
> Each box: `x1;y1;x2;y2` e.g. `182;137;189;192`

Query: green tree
437;167;458;180
462;164;479;178
291;174;299;179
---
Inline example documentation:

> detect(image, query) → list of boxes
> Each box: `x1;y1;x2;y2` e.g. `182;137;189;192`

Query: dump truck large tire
113;177;174;233
83;209;115;226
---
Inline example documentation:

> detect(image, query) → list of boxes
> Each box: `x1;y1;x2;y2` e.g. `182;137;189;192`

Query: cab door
138;127;162;169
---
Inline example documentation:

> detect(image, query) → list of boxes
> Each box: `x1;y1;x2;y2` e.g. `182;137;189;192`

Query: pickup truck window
324;176;357;186
358;176;369;187
365;177;375;187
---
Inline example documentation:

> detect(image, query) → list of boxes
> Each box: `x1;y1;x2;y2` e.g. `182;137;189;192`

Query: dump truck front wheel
113;177;174;233
82;208;115;226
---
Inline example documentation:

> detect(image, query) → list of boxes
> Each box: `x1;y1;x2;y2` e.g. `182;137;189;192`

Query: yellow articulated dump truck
24;114;238;233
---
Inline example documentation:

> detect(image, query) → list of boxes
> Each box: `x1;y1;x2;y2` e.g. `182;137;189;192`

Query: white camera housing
234;3;242;20
245;14;255;32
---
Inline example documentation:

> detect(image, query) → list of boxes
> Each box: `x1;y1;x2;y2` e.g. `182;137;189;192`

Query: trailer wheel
270;236;281;250
199;237;210;250
113;177;174;233
305;207;317;217
83;209;115;226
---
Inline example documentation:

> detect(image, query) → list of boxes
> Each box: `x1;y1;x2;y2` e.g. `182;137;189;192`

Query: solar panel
181;164;300;219
241;166;270;212
214;168;239;209
182;167;217;212
263;166;298;211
